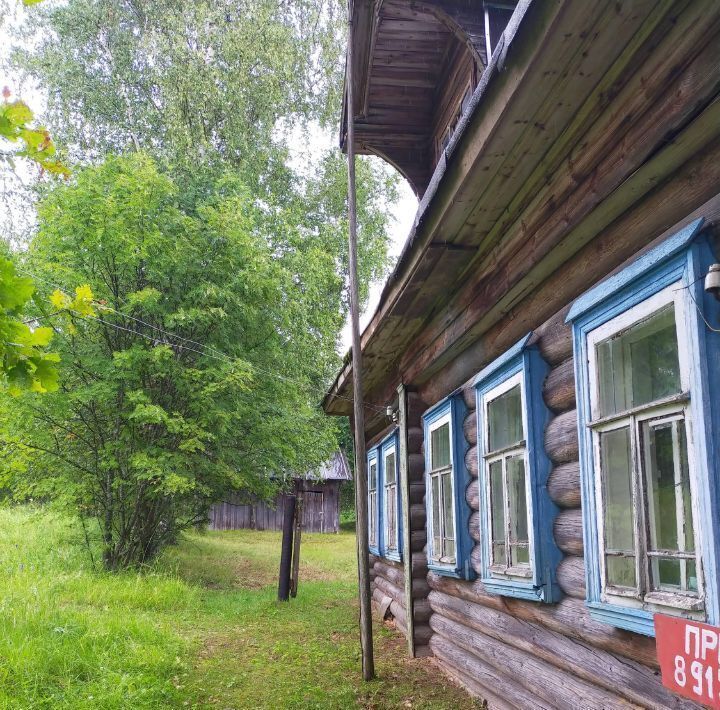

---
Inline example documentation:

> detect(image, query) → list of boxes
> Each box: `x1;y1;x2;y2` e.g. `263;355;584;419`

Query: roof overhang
327;0;720;434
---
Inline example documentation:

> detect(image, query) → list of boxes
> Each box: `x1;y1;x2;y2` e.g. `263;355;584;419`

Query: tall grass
0;506;475;709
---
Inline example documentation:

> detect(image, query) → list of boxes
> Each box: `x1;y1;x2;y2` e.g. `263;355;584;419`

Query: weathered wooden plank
547;461;581;509
464;445;478;478
545;410;579;464
468;511;481;543
543;357;576;413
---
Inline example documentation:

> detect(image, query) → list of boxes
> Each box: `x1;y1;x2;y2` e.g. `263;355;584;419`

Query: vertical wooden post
290;481;303;598
278;495;296;602
346;1;375;682
397;384;416;657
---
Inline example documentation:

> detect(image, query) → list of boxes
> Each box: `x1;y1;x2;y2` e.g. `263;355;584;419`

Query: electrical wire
17;266;386;413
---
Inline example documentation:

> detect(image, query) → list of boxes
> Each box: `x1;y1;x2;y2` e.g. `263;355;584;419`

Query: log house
326;1;720;706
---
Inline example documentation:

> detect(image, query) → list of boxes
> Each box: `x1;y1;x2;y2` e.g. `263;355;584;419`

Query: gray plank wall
209;481;340;534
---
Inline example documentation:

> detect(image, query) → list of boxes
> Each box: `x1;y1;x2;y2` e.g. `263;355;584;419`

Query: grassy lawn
0;506;477;709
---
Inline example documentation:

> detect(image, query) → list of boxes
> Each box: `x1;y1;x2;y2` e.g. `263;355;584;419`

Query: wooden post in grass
346;1;375;682
278;494;296;601
290;482;303;598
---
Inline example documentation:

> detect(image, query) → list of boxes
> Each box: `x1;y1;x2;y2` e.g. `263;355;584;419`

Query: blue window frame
567;217;720;636
367;448;380;555
368;430;402;560
423;393;474;579
474;335;561;602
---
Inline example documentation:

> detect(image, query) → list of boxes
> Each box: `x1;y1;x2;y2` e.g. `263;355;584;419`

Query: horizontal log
535;306;573;366
426;573;658;668
547;461;581;508
412;622;433;646
431;635;554;710
462;410;477;445
470;543;482;575
413;598;432;624
557;555;586;600
554;508;584;556
465;479;479;509
410;530;427;551
374;576;405;610
406;392;426;423
407;452;425;481
407;426;423;453
377;561;430;599
464;446;478;477
543;357;576;413
545;409;579;464
432;615;632;710
409;481;425;504
429;594;690;709
411;551;428;577
461;383;475;410
468;511;481;542
410;503;426;529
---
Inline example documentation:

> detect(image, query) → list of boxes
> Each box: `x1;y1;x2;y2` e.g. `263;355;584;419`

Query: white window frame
427;411;458;566
368;454;378;550
480;370;534;580
383;443;399;553
586;283;704;615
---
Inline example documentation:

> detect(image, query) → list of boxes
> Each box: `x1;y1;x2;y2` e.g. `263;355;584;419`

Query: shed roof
300;450;353;482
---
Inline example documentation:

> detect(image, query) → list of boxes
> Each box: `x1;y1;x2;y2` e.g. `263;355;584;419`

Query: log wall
369;392;433;655
417;310;699;709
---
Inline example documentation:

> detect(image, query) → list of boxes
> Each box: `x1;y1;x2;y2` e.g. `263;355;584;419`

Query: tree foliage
3;154;347;569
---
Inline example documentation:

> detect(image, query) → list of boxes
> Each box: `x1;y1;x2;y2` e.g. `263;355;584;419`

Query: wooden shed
325;1;720;707
209;451;352;534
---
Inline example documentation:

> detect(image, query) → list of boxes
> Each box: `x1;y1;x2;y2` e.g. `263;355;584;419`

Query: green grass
0;506;476;709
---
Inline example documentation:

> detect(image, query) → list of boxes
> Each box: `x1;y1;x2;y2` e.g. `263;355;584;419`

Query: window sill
483;576;550;602
428;561;473;580
489;565;533;580
587;601;657;636
383;551;402;563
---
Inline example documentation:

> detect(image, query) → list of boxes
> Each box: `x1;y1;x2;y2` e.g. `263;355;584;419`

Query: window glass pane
606;555;636;588
432;476;441;558
387;489;396;550
600;427;635;553
444;537;456;561
385;451;396;484
369;493;376;545
596;305;680;416
442;471;454;547
488;384;523;452
651;557;681;591
489;460;505;565
507;455;530;567
512;545;530;566
431;422;451;470
644;419;693;557
369;462;376;491
688;561;698;593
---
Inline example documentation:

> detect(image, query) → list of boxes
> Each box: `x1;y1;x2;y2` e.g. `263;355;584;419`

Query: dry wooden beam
547;461;581;509
557;555;586;600
465;479;479;510
429;591;695;709
462;410;477;445
432;614;642;709
545;410;579;464
543;357;576;413
426;572;659;667
465;446;479;478
554;508;584;556
535;307;573;365
431;635;553;710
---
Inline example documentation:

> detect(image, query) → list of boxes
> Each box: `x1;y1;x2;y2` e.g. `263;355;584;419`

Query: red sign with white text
656;614;720;708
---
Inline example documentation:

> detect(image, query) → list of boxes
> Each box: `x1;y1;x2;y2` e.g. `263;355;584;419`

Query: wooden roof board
400;0;718;381
326;3;720;418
